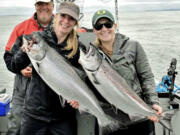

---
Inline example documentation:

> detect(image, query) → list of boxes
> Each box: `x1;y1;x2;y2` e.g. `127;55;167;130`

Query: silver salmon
79;43;180;134
23;32;123;135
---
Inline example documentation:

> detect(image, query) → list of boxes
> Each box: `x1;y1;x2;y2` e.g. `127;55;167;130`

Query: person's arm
135;42;162;122
4;36;30;74
4;22;27;73
135;42;159;105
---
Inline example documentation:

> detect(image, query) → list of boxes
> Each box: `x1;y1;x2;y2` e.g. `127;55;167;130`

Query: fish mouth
79;44;90;54
32;35;40;45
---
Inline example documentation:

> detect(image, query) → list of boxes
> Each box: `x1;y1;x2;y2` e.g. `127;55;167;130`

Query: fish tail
165;109;180;135
98;115;127;135
159;119;172;131
98;126;104;135
159;109;178;131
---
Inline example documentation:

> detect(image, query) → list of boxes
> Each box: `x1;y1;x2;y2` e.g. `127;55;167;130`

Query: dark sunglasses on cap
94;21;113;31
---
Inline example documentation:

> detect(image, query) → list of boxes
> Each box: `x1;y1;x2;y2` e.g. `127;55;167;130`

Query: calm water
0;11;180;96
0;15;31;95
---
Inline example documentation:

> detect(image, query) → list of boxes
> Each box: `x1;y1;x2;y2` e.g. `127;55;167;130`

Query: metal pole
115;0;119;33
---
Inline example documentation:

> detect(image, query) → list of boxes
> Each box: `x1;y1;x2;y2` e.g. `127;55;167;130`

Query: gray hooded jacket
104;33;159;105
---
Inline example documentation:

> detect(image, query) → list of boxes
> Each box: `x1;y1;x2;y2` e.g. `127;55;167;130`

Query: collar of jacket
39;28;70;49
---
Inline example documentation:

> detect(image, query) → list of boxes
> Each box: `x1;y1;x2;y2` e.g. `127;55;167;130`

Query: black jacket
3;14;54;105
7;28;81;122
4;36;31;104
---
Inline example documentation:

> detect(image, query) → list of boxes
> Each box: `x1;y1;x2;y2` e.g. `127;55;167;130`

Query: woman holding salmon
8;2;81;135
91;9;162;135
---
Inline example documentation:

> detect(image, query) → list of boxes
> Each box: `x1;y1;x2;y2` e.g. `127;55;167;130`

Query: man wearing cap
3;0;54;134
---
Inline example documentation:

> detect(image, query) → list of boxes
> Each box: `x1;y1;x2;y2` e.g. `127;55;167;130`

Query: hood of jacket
113;33;130;55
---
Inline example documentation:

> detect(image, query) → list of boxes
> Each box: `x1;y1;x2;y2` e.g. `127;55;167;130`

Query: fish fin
78;110;90;115
111;105;118;114
92;73;100;84
36;62;40;74
78;106;91;115
22;37;28;50
58;96;66;108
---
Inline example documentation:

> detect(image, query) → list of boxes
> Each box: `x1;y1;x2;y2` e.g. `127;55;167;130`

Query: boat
1;34;180;135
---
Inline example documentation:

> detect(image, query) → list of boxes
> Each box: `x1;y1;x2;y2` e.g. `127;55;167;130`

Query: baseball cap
92;9;114;26
35;0;53;4
57;2;80;21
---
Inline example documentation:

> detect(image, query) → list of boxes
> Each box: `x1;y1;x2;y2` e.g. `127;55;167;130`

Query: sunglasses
94;22;113;31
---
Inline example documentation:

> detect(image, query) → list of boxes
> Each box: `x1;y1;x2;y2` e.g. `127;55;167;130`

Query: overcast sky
1;0;180;7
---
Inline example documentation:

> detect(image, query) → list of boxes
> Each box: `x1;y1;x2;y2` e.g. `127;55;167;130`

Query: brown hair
94;37;101;48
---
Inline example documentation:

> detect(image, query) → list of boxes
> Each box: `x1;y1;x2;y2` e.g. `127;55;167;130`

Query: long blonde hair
53;14;79;59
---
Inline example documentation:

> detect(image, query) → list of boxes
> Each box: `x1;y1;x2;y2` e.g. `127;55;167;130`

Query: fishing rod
115;0;119;33
167;58;178;102
156;58;180;109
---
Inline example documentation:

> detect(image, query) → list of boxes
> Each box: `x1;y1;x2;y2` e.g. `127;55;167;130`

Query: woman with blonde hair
10;2;82;135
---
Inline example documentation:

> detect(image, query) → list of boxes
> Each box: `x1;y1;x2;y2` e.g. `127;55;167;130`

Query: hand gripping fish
22;32;124;135
79;43;180;135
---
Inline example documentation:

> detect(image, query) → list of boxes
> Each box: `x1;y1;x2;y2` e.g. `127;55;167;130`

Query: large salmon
22;32;123;135
79;43;180;134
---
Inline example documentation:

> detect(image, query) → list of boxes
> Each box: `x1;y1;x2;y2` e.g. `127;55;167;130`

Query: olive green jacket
106;33;159;105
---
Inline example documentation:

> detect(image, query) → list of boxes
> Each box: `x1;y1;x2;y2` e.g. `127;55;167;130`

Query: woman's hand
67;100;79;109
148;104;163;122
21;66;32;78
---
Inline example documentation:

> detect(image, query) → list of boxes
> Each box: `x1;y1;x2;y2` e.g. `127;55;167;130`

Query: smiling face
93;18;116;43
35;2;54;26
54;13;77;36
